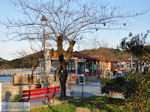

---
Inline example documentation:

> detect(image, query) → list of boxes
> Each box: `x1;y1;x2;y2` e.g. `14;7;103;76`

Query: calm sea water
0;70;40;72
0;70;41;82
0;76;13;82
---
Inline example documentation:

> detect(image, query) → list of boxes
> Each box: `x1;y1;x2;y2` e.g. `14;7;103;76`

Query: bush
9;95;21;102
101;77;126;95
124;72;150;112
101;77;112;94
101;72;150;112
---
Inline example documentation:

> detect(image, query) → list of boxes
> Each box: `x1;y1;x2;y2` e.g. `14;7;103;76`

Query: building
41;48;118;79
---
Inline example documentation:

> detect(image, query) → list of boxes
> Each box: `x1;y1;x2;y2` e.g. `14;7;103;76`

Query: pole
43;23;46;76
41;15;48;88
42;22;48;87
75;59;78;84
82;84;84;101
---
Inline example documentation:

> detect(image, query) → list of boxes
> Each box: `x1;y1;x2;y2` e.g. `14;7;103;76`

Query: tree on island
1;0;142;97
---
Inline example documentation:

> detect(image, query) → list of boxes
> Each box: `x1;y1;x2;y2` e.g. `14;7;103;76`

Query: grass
31;96;125;112
31;103;76;112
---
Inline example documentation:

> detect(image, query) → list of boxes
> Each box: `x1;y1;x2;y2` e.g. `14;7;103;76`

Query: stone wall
13;74;76;85
2;82;36;101
13;75;44;85
1;74;76;102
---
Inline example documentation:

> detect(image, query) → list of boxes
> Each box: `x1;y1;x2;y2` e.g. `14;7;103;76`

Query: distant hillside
80;47;130;61
0;58;7;62
0;58;9;69
0;51;43;69
0;48;130;69
9;51;43;69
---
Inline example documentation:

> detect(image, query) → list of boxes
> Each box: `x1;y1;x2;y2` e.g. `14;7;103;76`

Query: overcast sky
0;0;150;60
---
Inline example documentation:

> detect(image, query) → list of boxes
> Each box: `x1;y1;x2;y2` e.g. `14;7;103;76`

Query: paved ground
30;77;123;109
66;79;103;98
30;78;102;109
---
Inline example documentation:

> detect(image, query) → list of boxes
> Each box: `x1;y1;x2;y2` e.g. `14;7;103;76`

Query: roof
73;52;117;62
73;52;97;61
51;50;117;62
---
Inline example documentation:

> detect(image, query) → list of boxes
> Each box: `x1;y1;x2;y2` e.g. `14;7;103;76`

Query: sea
0;70;41;82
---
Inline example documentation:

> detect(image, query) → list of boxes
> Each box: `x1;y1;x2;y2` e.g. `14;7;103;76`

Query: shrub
9;95;21;102
124;72;150;112
101;72;150;112
101;77;126;95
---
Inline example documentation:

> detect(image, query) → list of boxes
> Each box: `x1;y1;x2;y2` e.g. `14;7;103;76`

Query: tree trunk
140;104;144;112
58;56;68;97
60;79;66;97
59;65;68;97
56;35;75;98
139;86;144;112
56;35;66;97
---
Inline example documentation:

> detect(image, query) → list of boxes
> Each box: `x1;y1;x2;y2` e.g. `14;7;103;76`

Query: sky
0;0;150;60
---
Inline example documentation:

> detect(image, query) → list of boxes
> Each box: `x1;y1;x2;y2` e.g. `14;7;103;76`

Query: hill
9;51;43;69
80;47;130;61
0;51;43;69
0;58;9;69
0;57;8;62
1;48;130;69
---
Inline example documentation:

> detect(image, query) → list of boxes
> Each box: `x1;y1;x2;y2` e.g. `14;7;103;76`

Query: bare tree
91;37;101;49
101;40;108;48
15;48;43;83
1;0;142;97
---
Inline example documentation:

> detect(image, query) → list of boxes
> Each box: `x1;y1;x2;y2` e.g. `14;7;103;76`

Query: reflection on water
0;76;13;82
0;70;40;72
0;70;41;82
